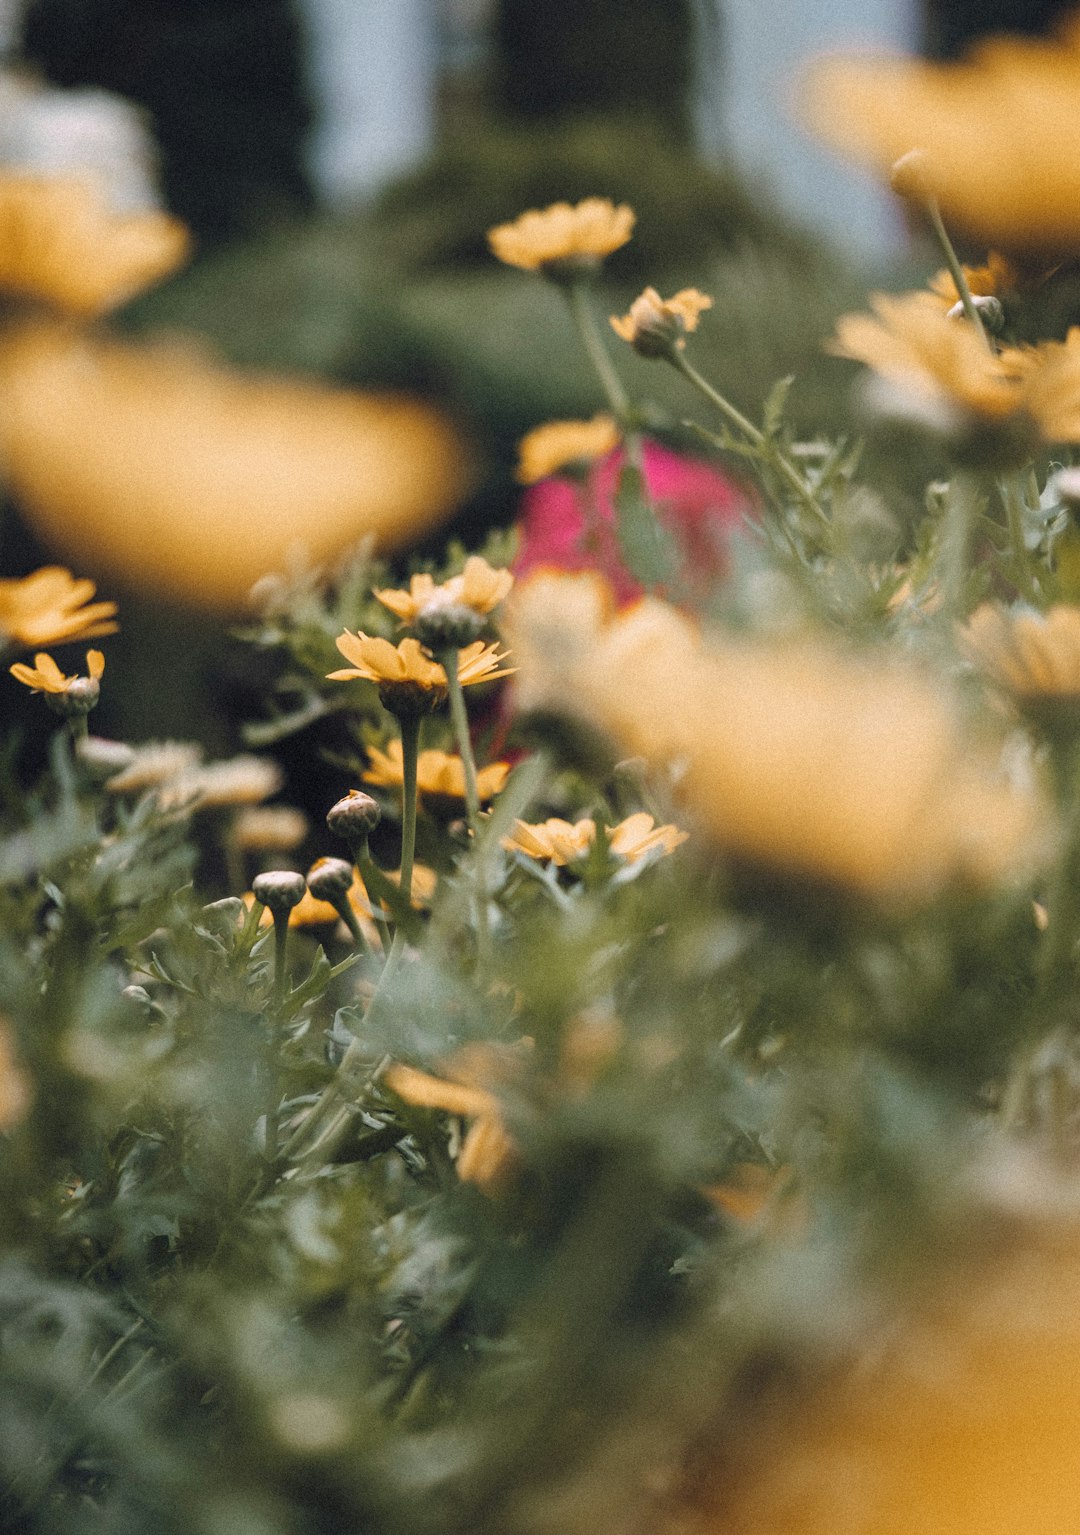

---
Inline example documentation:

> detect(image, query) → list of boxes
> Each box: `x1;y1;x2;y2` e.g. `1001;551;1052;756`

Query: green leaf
762;374;794;439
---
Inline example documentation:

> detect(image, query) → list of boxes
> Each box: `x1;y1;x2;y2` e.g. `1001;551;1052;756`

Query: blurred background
1;0;1074;749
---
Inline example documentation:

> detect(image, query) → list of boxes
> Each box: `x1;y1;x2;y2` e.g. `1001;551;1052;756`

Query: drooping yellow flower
960;603;1080;701
0;566;117;651
800;14;1080;254
829;292;1080;442
329;633;513;713
502;817;598;866
0;172;189;317
502;812;685;867
507;571;1050;901
0;323;470;612
516;414;620;484
363;738;511;807
374;556;514;625
9;647;103;695
610;286;713;356
487;198;635;274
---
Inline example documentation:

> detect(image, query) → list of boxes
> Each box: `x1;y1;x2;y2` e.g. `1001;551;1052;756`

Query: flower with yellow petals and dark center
610;287;713;359
364;739;510;811
487;198;634;280
516;414;620;485
0;566;116;652
328;633;513;716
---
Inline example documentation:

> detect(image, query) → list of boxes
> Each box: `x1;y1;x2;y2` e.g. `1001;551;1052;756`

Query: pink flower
512;439;748;605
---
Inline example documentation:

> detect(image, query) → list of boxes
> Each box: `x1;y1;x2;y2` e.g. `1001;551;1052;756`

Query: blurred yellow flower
156;755;283;811
961;603;1080;700
374;556;513;625
830;293;1080;442
516;414;620;484
608;812;688;861
9;647;103;695
928;252;1019;308
508;571;1050;901
230;805;308;853
0;172;189;317
487;198;634;273
0;566;117;651
801;14;1080;253
501;568;619;715
384;1046;526;1195
0;323;470;612
0;1016;31;1133
364;738;510;806
610;286;713;355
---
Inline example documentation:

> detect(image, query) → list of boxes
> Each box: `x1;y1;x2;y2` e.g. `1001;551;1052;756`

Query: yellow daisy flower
374;555;513;625
9;647;103;695
329;632;512;714
0;566;117;651
516;414;620;484
928;252;1019;309
487;197;635;275
363;738;510;807
502;817;598;866
0;172;189;317
801;14;1080;254
607;812;688;862
610;286;713;357
960;603;1080;701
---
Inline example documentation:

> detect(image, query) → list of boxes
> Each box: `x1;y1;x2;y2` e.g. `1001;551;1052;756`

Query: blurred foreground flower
487;197;634;276
506;571;1051;901
829;293;1080;444
928;252;1018;311
700;1223;1080;1535
364;739;510;809
961;604;1080;717
385;1055;519;1195
0;565;117;651
0;1017;31;1132
513;440;748;606
0;172;188;316
802;13;1080;253
0;324;470;611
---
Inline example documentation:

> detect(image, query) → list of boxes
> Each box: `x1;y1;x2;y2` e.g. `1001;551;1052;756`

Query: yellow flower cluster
504;570;1050;901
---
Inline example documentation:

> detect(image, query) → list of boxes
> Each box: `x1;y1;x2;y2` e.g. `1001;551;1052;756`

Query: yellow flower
374;555;513;625
0;566;117;651
516;414;620;484
0;1016;31;1133
500;568;618;715
229;806;309;853
960;603;1080;701
363;738;510;807
156;755;283;811
502;817;598;866
801;14;1080;254
384;1053;521;1195
487;198;635;274
329;633;513;714
829;293;1080;442
502;812;685;866
9;647;103;694
509;571;1051;901
0;172;189;317
610;286;713;356
0;323;470;613
928;252;1019;309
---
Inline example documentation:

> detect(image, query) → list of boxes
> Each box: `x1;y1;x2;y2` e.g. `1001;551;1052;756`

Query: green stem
565;281;629;415
927;199;992;350
332;894;367;952
999;472;1039;602
264;910;290;1163
372;711;420;990
673;352;830;532
354;849;393;953
442;648;492;971
937;472;977;617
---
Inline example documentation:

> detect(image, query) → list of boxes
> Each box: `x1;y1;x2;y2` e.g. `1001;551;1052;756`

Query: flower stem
926;198;992;351
373;711;421;989
672;351;830;531
441;648;492;971
353;848;393;954
565;281;629;417
999;471;1040;602
937;472;978;616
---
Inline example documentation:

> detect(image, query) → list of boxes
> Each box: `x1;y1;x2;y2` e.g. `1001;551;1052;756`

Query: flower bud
326;790;381;844
251;870;306;916
46;676;100;717
305;856;355;902
946;294;1005;334
889;149;933;201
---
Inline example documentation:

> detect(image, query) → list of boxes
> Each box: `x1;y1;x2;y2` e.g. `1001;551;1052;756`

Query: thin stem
373;711;421;990
926;199;992;350
672;351;830;532
937;472;977;616
999;471;1040;602
354;849;393;953
442;648;492;972
565;281;629;415
331;894;367;951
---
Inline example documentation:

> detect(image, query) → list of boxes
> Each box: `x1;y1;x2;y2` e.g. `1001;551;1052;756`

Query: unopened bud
252;870;306;916
889;149;933;202
306;856;354;902
47;677;100;717
946;293;1005;334
326;790;381;845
